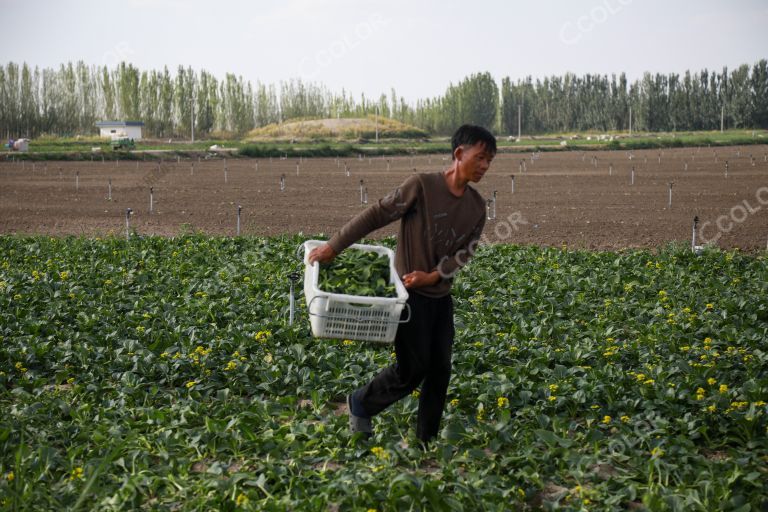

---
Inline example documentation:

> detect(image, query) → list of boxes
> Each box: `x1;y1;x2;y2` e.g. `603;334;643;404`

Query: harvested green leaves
318;249;396;297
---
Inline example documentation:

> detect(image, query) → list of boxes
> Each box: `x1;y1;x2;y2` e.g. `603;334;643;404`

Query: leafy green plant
0;236;766;510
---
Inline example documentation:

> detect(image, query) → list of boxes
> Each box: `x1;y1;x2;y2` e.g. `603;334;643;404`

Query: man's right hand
308;243;337;264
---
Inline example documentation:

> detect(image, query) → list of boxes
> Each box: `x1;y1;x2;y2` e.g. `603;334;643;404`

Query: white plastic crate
302;240;409;343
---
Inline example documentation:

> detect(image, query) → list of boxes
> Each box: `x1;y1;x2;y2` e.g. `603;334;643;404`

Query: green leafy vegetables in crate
318;249;397;297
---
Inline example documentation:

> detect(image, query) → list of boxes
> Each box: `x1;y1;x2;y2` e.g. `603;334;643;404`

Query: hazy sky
2;0;766;101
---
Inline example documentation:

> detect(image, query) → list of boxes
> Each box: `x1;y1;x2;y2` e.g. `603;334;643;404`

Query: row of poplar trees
1;60;766;139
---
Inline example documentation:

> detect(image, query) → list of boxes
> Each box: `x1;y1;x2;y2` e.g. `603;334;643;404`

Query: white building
96;121;144;140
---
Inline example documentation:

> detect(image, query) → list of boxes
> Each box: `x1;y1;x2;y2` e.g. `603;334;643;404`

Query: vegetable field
1;235;766;510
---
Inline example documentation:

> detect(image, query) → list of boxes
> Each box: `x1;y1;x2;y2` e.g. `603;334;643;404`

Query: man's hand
402;270;440;289
308;243;337;264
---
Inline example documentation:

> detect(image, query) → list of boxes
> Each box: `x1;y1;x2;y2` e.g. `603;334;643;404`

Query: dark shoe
347;394;372;438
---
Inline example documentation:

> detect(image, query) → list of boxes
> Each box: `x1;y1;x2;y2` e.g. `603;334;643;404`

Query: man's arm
308;175;420;264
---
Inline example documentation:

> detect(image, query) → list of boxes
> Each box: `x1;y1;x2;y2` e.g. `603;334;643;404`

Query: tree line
1;60;766;139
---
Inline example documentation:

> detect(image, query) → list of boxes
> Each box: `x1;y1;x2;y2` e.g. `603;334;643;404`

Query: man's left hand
402;270;440;289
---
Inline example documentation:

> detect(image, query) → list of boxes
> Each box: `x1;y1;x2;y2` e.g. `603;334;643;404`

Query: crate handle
307;296;411;325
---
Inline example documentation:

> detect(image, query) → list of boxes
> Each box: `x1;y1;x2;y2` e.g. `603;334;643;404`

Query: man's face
456;143;494;183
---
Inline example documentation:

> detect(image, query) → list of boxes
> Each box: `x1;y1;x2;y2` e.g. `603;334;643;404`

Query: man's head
451;124;496;183
451;124;497;161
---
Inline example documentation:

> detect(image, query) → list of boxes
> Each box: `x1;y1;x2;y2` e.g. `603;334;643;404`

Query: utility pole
190;97;195;143
517;104;522;139
375;105;379;143
629;106;633;137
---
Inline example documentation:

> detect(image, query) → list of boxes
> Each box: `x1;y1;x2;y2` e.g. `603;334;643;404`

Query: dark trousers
354;292;454;442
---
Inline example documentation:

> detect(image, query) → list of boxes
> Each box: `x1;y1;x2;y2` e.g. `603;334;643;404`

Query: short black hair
451;124;497;160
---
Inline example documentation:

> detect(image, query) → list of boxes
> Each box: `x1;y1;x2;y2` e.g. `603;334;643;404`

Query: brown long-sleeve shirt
328;172;486;298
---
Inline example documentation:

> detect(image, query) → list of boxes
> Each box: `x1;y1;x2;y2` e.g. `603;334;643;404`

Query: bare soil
2;146;767;251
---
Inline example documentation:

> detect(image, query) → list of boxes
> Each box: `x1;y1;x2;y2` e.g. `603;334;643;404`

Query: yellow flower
706;303;714;310
185;380;197;389
13;294;21;300
243;276;251;283
342;339;354;346
704;337;712;344
411;390;420;398
263;353;273;364
548;396;557;402
450;399;459;407
236;493;249;507
59;271;69;280
224;361;237;371
650;447;664;458
70;467;84;480
549;384;559;393
635;373;646;382
643;379;655;386
583;499;591;505
254;330;272;342
602;415;612;424
497;396;509;408
620;415;630;423
590;404;600;410
371;446;387;459
5;471;13;481
753;401;767;407
719;384;728;393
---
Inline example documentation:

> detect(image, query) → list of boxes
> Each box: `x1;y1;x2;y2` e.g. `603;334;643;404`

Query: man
308;124;496;445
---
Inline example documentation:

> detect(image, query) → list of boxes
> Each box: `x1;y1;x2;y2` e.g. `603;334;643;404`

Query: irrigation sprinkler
725;161;729;178
363;187;368;205
255;161;259;172
236;205;242;236
345;163;350;177
691;216;701;253
224;163;228;183
492;190;497;219
630;167;635;185
76;171;79;191
125;208;133;240
149;187;154;214
750;155;755;167
296;161;300;176
519;161;523;173
287;271;300;326
280;174;285;192
486;199;493;221
108;178;112;201
191;163;194;176
136;161;139;170
658;153;661;165
510;175;515;194
684;162;688;171
116;159;119;168
387;159;391;171
668;182;674;208
359;179;365;205
609;163;613;176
